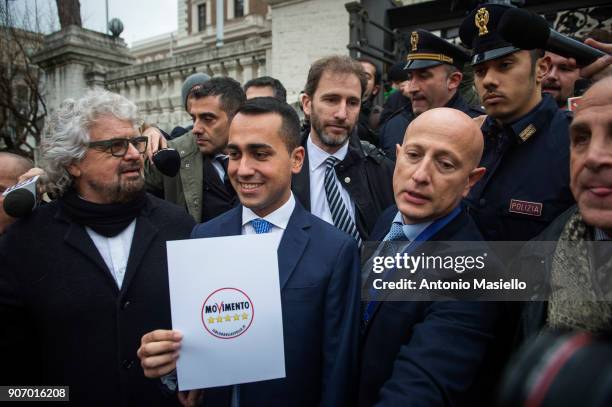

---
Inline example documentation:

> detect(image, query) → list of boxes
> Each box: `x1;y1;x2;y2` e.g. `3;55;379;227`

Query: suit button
479;198;486;207
122;359;134;369
121;300;130;310
344;177;351;184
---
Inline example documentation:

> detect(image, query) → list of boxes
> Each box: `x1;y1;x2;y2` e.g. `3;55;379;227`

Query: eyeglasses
87;136;148;157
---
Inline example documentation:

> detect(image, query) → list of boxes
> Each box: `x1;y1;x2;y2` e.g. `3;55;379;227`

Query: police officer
380;29;483;160
459;3;575;242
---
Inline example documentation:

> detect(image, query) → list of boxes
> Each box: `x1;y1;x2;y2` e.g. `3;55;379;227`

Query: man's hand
17;167;45;184
178;390;205;407
137;329;182;378
142;125;168;162
570;38;612;81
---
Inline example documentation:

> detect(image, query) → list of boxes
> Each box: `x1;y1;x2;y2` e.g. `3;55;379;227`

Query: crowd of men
1;3;612;406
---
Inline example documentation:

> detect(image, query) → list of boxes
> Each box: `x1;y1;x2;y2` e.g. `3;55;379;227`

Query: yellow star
208;317;215;324
224;314;231;322
233;314;240;321
216;316;223;323
242;312;248;320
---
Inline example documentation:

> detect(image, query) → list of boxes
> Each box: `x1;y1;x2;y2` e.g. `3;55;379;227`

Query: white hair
40;89;140;196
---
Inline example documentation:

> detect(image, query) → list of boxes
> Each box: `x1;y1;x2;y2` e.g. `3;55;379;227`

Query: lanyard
362;205;462;325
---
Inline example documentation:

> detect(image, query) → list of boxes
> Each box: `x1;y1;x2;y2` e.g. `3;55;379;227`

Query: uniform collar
482;94;558;144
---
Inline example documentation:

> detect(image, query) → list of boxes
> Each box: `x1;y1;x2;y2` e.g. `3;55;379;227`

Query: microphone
2;175;39;218
152;148;181;177
498;8;606;67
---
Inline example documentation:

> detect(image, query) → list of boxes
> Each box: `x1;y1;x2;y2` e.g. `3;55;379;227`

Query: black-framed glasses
87;136;148;157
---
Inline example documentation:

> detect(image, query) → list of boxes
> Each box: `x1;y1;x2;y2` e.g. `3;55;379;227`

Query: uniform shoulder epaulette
360;140;387;164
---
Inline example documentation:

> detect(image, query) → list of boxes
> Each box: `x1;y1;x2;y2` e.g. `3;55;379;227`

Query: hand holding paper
137;329;183;378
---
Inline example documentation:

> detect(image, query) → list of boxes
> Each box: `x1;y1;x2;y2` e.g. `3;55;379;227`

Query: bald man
359;108;504;406
0;152;33;235
519;77;612;338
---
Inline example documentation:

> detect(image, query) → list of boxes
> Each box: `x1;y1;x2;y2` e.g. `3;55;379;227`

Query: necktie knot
251;218;272;234
325;156;340;170
384;222;406;241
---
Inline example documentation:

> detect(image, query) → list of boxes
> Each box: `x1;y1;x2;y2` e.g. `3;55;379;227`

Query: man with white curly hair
0;89;194;406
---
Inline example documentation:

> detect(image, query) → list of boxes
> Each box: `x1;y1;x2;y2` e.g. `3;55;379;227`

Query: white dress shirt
241;192;295;240
306;135;355;226
85;219;137;289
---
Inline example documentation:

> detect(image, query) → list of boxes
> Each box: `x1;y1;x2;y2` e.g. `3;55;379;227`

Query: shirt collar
482;94;558;144
307;134;349;172
242;192;295;231
392;211;432;242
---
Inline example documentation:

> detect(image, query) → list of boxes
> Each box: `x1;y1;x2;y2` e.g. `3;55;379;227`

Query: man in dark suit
0;90;195;405
359;108;503;406
293;55;395;244
138;97;361;407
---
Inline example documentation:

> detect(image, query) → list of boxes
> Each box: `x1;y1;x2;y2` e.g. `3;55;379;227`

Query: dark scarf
59;189;147;237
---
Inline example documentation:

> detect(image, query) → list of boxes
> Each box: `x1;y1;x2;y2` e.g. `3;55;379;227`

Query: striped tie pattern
323;156;362;246
251;218;272;234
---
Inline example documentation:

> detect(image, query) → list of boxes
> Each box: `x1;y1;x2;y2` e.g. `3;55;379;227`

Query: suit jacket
191;201;361;406
0;194;195;406
291;132;395;241
359;205;503;407
145;132;237;223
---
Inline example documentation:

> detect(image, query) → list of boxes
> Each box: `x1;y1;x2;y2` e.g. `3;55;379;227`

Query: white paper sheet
167;234;286;390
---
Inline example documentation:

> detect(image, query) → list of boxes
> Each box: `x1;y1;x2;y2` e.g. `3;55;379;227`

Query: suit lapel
277;202;311;289
120;213;159;298
63;221;119;292
363;209;469;334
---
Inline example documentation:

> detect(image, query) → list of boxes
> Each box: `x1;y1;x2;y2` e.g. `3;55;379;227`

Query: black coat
466;95;575;242
292;132;395;240
359;205;506;406
0;194;195;406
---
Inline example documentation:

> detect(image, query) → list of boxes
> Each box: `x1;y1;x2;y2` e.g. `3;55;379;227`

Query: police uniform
460;4;575;241
379;29;483;161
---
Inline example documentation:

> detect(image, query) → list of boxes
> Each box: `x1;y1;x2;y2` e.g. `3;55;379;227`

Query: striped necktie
323;156;362;246
251;218;272;234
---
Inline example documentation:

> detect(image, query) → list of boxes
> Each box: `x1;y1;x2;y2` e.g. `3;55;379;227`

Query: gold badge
475;8;489;37
518;124;536;142
410;31;419;52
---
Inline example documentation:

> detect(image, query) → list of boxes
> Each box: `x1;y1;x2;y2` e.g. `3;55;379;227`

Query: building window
198;3;207;32
234;0;244;18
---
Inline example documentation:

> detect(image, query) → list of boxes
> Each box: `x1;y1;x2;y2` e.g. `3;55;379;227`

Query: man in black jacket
0;90;195;406
293;55;395;243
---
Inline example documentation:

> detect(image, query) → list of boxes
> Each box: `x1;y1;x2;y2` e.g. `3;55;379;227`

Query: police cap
459;3;521;66
404;29;469;71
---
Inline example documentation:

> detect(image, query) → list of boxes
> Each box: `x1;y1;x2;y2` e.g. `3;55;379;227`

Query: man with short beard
292;55;395;243
0;90;195;406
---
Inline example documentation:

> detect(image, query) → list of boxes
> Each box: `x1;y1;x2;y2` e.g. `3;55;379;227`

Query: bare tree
56;0;81;28
0;0;59;159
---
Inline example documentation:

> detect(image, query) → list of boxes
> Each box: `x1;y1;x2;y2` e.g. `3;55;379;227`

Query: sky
7;0;178;47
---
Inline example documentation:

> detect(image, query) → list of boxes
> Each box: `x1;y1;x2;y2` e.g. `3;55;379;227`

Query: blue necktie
323;156;362;246
384;222;407;241
251;218;272;234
